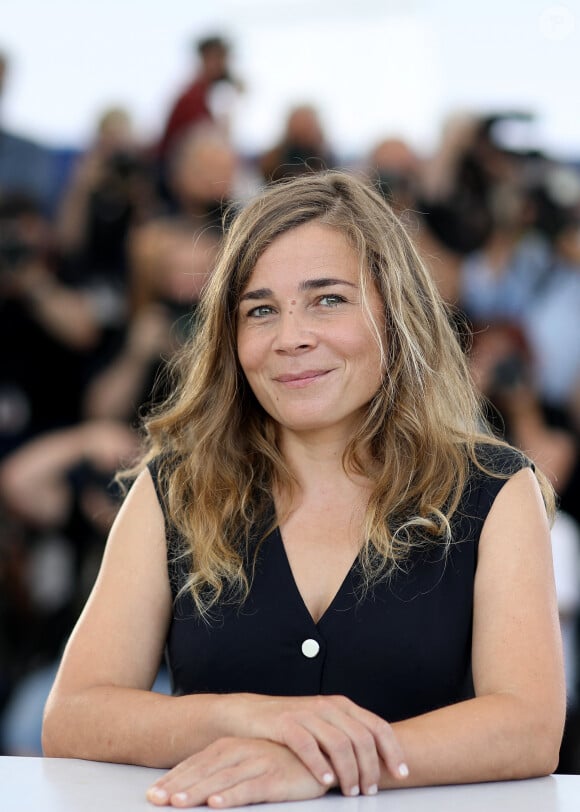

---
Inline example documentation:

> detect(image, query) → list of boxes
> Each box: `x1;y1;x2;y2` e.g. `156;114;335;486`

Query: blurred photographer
521;162;580;417
470;319;579;522
458;177;552;328
83;222;219;424
157;35;242;164
57;107;157;289
0;420;138;754
258;104;336;183
0;193;101;458
54;107;159;394
471;324;569;470
420;110;541;256
366;136;462;304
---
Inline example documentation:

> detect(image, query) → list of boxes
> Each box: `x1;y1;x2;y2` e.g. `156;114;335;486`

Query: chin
276;413;357;437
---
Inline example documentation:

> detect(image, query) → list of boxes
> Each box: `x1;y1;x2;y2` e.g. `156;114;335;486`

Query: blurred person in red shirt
157;35;242;164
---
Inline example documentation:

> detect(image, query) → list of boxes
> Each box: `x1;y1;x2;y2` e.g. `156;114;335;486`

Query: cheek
353;336;386;391
236;333;260;380
345;324;384;367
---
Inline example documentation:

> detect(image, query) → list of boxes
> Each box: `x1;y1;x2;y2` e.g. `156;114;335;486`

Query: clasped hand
147;694;408;807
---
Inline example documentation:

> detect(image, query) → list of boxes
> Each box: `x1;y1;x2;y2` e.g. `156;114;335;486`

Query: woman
42;171;565;807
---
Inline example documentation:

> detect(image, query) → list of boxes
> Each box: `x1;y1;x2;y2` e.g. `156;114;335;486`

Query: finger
207;772;289;809
285;699;378;794
333;698;409;781
147;785;171;806
280;723;336;788
291;717;360;797
147;739;245;802
364;716;409;781
158;763;265;809
148;760;208;801
330;716;380;795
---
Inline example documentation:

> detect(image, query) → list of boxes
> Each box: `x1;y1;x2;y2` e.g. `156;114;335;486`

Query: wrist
217;693;256;738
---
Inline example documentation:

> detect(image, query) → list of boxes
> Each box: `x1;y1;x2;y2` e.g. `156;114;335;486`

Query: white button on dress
301;638;320;658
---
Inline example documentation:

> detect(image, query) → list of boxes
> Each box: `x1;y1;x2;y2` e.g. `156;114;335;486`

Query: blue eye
318;294;347;307
247;305;275;318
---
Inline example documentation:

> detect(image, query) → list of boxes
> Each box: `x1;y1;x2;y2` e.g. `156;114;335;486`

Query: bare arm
379;467;565;787
0;422;138;527
42;470;236;767
8;261;100;349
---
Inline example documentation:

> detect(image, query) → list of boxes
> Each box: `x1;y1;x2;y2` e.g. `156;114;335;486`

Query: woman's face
236;221;386;443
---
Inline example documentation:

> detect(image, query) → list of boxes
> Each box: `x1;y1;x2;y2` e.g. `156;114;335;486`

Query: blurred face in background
200;43;230;82
170;129;237;211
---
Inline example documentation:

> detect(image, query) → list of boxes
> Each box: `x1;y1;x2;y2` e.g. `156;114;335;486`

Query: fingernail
322;772;334;785
147;786;168;802
366;784;378;795
398;763;409;778
172;792;188;805
349;785;360;796
210;795;224;806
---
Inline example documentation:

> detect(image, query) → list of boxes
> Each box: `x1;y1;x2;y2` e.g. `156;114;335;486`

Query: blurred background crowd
1;21;580;772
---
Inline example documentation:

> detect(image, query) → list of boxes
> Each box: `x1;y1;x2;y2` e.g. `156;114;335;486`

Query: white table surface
2;757;579;812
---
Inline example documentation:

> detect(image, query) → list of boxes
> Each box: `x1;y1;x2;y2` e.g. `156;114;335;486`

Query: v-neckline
273;526;358;627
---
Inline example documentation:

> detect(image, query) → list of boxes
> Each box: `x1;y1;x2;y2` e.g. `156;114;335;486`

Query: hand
81;421;140;470
228;693;408;797
146;737;328;808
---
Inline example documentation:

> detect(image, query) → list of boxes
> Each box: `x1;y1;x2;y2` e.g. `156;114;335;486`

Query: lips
274;369;332;387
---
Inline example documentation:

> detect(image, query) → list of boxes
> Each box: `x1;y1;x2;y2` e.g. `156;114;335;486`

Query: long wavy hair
136;170;554;616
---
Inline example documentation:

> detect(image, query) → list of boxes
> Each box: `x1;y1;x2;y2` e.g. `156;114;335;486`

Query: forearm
42;686;238;768
0;427;89;522
380;693;563;789
26;283;99;348
84;355;151;420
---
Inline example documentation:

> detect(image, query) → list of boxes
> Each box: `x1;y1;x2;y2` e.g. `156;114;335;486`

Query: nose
272;307;317;354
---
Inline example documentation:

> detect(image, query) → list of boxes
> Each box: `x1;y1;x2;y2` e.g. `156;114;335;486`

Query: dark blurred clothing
0;298;88;459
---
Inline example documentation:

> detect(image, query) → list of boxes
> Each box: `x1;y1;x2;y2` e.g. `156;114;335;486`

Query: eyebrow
239;277;357;302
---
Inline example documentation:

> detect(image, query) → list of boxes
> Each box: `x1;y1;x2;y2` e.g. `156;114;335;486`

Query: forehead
244;221;361;288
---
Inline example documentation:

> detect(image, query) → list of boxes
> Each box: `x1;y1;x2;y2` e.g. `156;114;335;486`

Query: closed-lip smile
274;369;332;386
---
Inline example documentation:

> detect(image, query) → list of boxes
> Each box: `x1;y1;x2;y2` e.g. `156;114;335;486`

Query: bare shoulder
51;467;172;693
109;466;166;541
89;465;171;610
476;466;553;597
473;465;563;702
479;465;550;551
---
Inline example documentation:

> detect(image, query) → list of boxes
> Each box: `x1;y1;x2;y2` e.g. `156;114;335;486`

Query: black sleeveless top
149;444;530;722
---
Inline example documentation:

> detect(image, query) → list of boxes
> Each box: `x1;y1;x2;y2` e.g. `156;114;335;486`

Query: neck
274;429;374;528
278;426;370;493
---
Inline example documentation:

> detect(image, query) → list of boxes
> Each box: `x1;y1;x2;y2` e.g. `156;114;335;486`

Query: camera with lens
491;352;529;393
106;150;151;181
0;219;39;278
0;234;36;273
